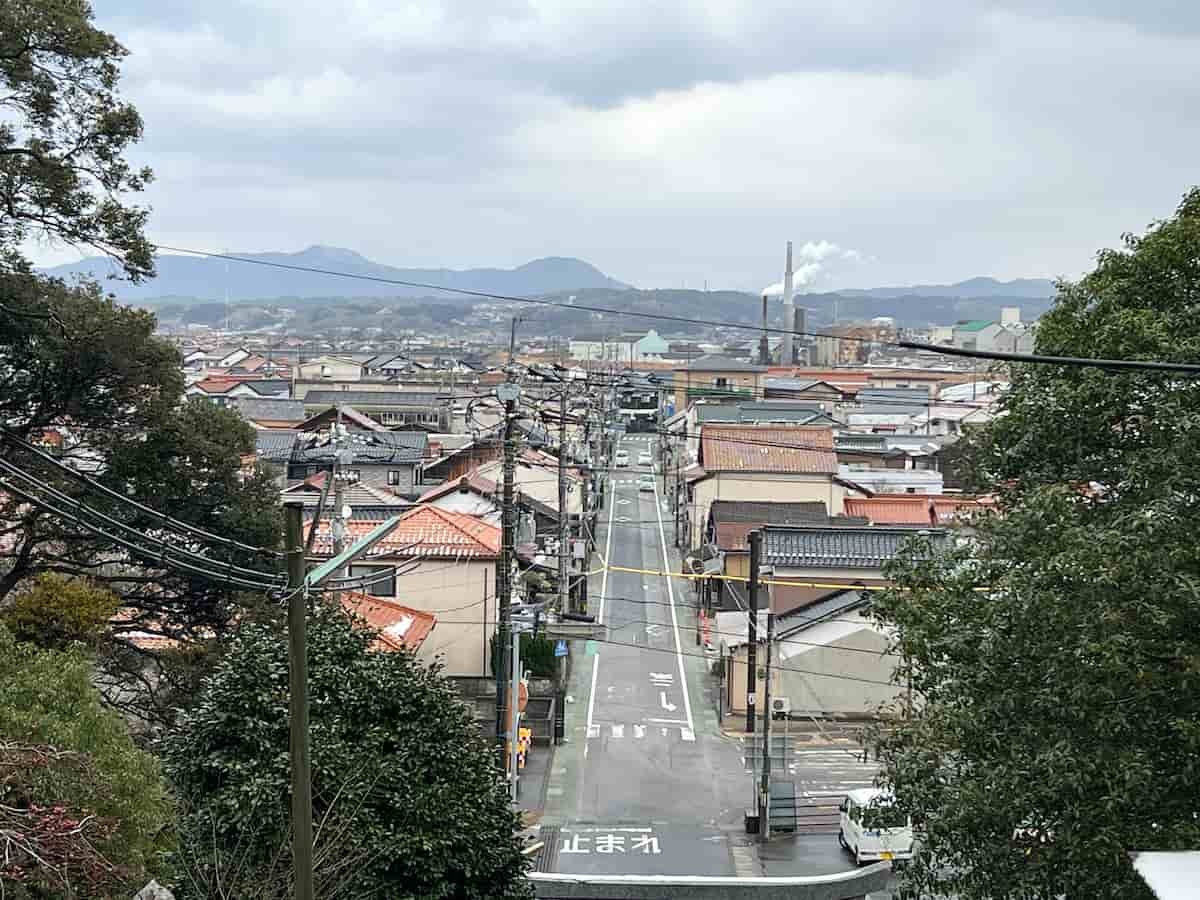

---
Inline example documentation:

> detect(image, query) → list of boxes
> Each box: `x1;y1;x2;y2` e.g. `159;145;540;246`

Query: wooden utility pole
746;529;761;735
284;501;314;900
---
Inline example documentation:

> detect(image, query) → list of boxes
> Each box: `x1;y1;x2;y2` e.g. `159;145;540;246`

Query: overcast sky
40;1;1200;292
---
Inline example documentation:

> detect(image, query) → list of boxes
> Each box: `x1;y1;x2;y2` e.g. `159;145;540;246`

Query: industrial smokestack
781;241;795;367
758;293;770;365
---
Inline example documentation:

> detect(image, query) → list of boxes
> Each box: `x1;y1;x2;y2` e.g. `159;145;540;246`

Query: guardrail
529;865;892;900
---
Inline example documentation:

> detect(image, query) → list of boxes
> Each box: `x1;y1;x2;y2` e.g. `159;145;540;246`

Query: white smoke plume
761;241;860;295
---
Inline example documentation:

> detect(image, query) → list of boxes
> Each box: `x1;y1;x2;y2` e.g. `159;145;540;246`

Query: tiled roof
282;472;408;507
709;500;830;550
700;425;837;475
298;404;388;433
255;430;299;460
291;430;428;465
675;355;767;373
694;402;832;425
762;524;945;569
232;397;306;424
931;496;994;524
307;504;500;558
340;592;436;652
418;472;498;503
844;497;935;525
302;390;442;408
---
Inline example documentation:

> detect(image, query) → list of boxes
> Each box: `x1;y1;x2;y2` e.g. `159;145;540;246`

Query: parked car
615;450;630;467
637;452;653;467
637;473;655;492
838;789;914;866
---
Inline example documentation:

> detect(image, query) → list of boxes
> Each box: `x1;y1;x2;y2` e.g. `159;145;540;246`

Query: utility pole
759;604;776;842
509;625;522;801
284;501;314;900
557;386;570;613
746;529;761;735
494;317;520;775
331;405;348;583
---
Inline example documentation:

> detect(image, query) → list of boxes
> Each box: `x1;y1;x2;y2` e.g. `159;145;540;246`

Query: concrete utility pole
509;625;522;801
331;405;348;582
284;501;314;900
746;529;761;735
759;605;776;842
494;317;520;774
557;386;570;613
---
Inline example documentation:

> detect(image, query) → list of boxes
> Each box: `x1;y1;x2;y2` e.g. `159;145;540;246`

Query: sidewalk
513;741;554;823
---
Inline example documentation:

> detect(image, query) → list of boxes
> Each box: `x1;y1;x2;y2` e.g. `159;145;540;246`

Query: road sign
555;639;568;657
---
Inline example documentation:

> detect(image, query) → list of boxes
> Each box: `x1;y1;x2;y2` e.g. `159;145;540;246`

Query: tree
0;0;153;280
872;190;1200;899
1;571;118;650
162;600;532;900
0;624;173;897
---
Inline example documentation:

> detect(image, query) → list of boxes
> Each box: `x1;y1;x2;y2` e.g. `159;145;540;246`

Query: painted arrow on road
659;691;677;712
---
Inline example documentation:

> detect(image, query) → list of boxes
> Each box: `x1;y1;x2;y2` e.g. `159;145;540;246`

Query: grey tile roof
695;402;833;425
255;431;298;460
291;430;428;464
709;500;830;526
241;380;291;396
302;390;442;407
675;355;767;373
232;398;305;422
762;524;946;569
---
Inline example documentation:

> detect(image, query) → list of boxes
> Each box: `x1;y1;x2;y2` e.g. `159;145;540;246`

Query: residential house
570;329;670;364
836;464;943;494
672;356;766;411
761;378;846;405
296;355;365;381
265;429;429;498
300;390;450;431
952;320;1005;352
845;494;993;526
720;524;946;720
230;397;307;429
185;377;290;406
306;505;500;677
685;425;855;550
701;500;846;613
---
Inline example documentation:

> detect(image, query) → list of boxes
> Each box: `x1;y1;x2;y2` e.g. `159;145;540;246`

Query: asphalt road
541;434;889;885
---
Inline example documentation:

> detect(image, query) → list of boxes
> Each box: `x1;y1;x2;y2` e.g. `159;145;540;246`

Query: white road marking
649;672;673;682
659;691;677;712
680;727;695;741
586;445;621;751
646;717;689;725
611;724;624;738
584;654;600;758
651;476;695;741
633;724;646;738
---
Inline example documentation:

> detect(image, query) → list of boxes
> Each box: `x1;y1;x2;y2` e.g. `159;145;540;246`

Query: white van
838;788;915;865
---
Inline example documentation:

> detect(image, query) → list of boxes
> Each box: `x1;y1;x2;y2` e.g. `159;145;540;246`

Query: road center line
586;439;621;743
652;475;695;741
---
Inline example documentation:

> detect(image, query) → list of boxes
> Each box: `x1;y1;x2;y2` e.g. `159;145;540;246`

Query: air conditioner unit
771;697;791;719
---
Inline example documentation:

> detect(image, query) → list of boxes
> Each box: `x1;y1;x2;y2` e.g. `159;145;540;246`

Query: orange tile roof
306;504;500;558
418;471;498;502
699;425;836;475
931;496;995;524
844;496;934;525
339;591;436;652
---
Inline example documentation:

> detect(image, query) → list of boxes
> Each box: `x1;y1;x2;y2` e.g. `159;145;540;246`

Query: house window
387;470;402;486
350;564;394;598
714;377;729;389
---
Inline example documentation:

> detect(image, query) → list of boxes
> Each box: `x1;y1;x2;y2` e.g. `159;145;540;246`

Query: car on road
637;473;655;492
614;450;629;467
838;788;914;866
637;451;653;467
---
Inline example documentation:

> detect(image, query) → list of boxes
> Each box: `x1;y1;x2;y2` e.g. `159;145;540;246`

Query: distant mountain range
836;276;1056;300
40;245;629;301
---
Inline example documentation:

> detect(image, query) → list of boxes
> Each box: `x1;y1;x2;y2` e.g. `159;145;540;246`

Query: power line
151;244;1200;375
0;426;283;560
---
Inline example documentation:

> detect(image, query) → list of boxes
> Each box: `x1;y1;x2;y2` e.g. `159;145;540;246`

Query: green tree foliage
0;624;173;897
1;572;119;650
491;631;559;678
0;0;153;279
162;600;532;900
873;190;1200;899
